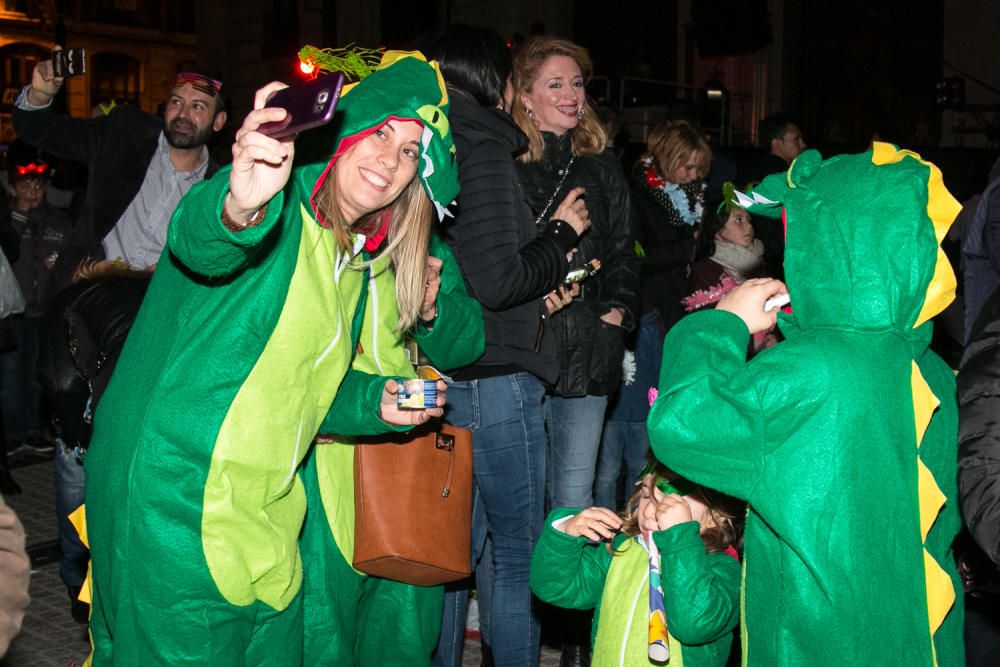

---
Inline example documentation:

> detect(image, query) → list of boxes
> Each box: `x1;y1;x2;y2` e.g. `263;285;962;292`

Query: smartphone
564;258;602;285
257;73;345;140
51;47;86;78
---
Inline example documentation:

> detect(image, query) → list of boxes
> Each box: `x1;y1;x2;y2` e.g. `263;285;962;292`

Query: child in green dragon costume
531;461;742;666
649;144;964;665
84;51;474;665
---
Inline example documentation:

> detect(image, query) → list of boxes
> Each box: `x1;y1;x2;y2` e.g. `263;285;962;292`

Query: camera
52;47;86;78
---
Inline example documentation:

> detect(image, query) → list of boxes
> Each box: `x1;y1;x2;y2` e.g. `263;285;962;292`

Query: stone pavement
2;455;89;667
0;456;560;666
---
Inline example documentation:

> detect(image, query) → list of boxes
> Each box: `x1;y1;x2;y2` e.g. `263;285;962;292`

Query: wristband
221;203;267;232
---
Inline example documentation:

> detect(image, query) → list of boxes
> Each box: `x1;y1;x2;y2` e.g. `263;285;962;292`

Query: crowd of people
0;22;997;667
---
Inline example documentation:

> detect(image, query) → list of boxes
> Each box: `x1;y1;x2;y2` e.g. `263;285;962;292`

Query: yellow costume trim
910;361;939;448
923;549;956;636
872;142;960;661
68;505;96;667
68;505;91;604
870;142;960;328
916;461;947;541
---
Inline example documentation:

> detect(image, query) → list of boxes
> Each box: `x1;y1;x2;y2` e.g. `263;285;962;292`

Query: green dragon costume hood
309;50;459;224
737;142;962;657
740;143;957;335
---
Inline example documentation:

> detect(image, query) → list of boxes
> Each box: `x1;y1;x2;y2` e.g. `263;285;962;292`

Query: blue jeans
55;438;88;588
0;316;44;442
545;394;609;510
594;420;650;510
432;373;547;667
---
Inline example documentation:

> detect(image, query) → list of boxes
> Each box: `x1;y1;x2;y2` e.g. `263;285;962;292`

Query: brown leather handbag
353;421;473;586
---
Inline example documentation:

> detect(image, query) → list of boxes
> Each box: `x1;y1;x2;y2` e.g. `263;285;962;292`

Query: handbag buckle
435;433;455;451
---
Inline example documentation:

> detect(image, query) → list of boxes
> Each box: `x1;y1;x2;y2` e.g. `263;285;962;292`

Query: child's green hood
741;143;959;338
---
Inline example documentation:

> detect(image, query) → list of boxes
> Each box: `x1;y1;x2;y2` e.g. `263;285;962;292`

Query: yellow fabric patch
870;142;960;328
923;549;956;637
917;460;946;541
68;505;92;606
911;362;940;448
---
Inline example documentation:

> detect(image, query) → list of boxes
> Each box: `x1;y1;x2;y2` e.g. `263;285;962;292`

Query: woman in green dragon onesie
649;144;964;665
83;51;465;665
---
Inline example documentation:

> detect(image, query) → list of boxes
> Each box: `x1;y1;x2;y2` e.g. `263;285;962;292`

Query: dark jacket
962;176;1000;340
12;102;219;287
518;133;640;396
2;201;72;317
630;167;699;328
958;284;1000;566
37;272;151;449
440;91;575;384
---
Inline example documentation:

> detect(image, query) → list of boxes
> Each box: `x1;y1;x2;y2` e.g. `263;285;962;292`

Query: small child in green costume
531;461;742;666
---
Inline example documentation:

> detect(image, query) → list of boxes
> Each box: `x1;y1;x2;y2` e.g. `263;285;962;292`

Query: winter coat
37;271;151;449
961;176;1000;339
517;133;640;396
649;146;965;665
2;201;72;316
630;168;699;328
440;91;573;384
959;284;1000;566
530;508;740;666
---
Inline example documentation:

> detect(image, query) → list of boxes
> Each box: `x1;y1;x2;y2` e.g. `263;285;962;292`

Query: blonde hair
315;171;432;332
511;37;606;162
72;259;152;283
640;120;712;182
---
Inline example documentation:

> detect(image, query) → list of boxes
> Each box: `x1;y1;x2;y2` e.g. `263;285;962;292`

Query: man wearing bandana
13;62;228;285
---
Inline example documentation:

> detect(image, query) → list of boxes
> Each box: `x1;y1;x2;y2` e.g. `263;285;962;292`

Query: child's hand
717;278;788;334
558;507;623;541
653;494;693;531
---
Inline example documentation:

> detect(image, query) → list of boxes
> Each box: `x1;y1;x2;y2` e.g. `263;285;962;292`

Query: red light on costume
299;58;317;78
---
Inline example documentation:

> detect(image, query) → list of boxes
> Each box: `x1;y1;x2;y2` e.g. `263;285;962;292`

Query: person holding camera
13;61;228;284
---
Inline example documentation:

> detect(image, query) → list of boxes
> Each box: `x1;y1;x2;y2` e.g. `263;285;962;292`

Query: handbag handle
436;430;456;497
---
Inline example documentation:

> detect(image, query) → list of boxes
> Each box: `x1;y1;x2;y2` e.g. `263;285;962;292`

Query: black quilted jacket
37;272;151;449
440;90;575;384
517;133;640;396
959;285;1000;566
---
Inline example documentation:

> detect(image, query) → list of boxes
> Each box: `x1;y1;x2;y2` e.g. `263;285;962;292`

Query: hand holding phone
564;258;602;285
257;73;344;141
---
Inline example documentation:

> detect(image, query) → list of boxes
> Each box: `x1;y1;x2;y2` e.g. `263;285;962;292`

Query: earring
577;107;585;119
525;106;534;118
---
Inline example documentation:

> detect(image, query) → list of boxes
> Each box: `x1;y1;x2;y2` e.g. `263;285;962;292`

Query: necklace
533;156;575;225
